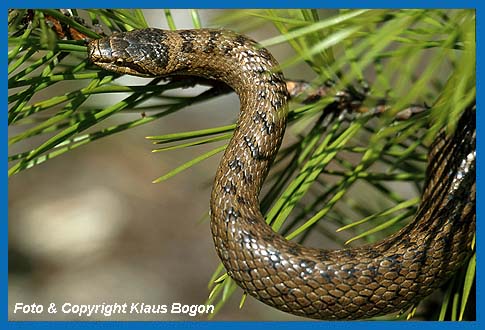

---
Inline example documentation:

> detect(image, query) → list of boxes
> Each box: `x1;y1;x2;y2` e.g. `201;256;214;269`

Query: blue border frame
2;1;482;9
4;1;481;329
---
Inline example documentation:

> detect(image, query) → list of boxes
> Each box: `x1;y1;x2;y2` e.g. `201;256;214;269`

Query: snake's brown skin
87;28;476;320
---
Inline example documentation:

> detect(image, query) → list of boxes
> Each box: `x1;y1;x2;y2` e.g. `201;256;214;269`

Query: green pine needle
8;9;475;320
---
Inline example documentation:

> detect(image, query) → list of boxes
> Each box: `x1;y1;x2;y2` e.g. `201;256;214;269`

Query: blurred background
8;9;312;321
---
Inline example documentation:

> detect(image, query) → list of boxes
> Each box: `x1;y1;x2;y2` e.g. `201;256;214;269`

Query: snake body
88;28;476;320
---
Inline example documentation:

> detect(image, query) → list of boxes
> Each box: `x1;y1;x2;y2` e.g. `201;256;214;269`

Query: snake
87;28;476;320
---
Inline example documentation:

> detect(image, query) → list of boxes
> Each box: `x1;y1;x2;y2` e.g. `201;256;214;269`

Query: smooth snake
87;28;476;320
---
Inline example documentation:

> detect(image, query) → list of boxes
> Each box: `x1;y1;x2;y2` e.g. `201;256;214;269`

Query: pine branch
8;9;475;320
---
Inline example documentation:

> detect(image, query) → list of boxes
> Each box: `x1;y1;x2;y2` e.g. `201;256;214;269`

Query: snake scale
87;28;476;320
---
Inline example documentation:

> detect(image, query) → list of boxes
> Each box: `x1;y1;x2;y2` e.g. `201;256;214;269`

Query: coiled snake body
88;28;476;320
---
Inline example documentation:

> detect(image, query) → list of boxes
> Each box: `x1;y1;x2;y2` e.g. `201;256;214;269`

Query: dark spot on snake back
234;35;247;45
228;158;244;172
225;207;240;223
223;181;237;195
236;196;247;205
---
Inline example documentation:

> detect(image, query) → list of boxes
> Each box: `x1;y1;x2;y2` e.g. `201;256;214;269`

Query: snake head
87;36;151;77
87;29;171;77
